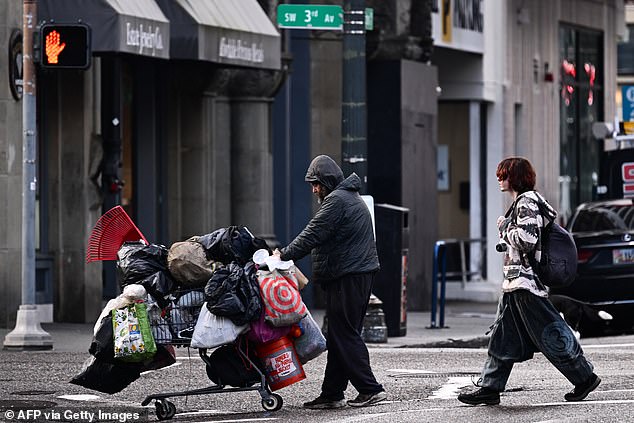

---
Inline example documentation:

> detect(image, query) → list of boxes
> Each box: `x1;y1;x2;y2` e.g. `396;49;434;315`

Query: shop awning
38;0;170;59
156;0;281;70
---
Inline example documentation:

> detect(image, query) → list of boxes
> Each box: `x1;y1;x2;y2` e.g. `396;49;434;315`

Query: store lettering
126;22;164;56
219;37;265;64
453;0;483;33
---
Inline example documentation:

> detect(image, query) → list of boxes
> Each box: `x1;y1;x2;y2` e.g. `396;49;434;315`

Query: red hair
496;157;536;193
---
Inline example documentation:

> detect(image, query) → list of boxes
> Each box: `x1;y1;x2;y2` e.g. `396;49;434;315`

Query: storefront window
559;26;603;220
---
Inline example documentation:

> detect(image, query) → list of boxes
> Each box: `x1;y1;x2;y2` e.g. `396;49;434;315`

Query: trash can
373;204;409;337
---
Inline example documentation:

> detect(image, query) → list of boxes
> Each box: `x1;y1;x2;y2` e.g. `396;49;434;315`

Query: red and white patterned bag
256;269;307;327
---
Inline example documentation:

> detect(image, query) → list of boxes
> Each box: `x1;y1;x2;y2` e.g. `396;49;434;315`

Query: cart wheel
261;393;283;411
155;399;177;420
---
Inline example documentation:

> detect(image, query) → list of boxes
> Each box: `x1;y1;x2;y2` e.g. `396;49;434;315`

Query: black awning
156;0;281;70
38;0;170;59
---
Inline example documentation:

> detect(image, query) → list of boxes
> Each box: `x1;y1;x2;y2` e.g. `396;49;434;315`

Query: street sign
277;4;343;30
365;8;374;31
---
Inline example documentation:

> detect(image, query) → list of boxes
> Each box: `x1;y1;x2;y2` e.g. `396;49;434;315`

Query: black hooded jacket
280;155;380;283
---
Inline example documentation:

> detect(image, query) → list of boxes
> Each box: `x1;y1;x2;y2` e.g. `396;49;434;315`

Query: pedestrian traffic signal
40;23;91;69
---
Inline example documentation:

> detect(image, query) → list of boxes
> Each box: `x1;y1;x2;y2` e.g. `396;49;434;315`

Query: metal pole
3;0;52;350
341;0;367;193
22;0;37;306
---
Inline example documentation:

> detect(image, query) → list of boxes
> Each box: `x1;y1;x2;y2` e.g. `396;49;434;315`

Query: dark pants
321;273;383;400
480;290;594;392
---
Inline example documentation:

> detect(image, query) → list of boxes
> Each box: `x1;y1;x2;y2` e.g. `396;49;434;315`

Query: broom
86;206;148;262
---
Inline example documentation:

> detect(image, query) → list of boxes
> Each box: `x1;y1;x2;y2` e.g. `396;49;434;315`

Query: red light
45;30;66;64
577;249;594;264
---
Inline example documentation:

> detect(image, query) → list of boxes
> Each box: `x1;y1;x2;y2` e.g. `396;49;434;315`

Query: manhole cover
11;390;56;396
0;400;57;410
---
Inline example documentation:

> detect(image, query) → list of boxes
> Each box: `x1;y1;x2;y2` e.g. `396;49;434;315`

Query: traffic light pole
3;0;53;350
341;0;367;194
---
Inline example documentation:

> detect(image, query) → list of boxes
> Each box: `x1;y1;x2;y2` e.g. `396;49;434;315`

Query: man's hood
305;155;345;191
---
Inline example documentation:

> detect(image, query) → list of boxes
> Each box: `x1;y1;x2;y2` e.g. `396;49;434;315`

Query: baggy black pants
321;273;384;400
480;290;594;392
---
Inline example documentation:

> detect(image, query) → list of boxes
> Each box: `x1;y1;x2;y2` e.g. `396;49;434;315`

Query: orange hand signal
45;30;66;64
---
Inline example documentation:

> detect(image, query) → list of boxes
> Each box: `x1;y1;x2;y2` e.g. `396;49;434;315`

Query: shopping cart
141;288;283;421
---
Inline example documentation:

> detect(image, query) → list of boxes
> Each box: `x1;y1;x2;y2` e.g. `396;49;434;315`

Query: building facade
435;0;623;300
1;0;284;327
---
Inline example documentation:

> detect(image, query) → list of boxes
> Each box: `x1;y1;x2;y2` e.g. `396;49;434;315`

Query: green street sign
277;4;343;30
365;8;374;31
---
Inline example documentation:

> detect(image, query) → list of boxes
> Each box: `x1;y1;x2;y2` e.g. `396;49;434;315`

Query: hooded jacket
280;155;380;283
499;190;557;297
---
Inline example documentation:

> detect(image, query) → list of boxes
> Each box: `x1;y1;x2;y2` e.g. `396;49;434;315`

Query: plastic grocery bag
112;302;157;362
247;311;290;344
257;269;307;327
293;311;327;364
190;302;248;349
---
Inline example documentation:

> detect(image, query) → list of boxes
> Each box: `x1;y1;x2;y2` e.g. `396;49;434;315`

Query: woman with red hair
458;157;600;406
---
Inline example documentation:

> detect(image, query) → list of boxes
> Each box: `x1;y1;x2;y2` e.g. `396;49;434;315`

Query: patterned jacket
499;190;557;297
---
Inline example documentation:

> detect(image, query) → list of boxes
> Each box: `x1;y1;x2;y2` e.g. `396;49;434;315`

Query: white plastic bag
190;302;248;349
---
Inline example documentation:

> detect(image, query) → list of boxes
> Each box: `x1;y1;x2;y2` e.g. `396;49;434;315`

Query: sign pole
341;0;367;193
3;0;53;350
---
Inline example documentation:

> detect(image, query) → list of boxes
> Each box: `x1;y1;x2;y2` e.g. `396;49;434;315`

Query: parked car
550;198;634;337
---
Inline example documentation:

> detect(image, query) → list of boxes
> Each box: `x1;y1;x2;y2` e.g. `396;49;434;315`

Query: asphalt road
2;339;634;423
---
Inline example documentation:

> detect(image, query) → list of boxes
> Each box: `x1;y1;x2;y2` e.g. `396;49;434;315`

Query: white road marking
581;343;634;349
387;369;436;375
140;361;182;375
57;394;101;401
427;376;472;400
533;399;634;406
188;418;278;423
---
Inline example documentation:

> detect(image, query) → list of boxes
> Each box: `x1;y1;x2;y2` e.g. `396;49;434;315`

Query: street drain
0;400;58;410
11;390;56;396
389;371;480;378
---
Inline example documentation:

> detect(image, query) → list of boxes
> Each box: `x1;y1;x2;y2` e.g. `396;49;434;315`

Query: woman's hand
497;215;506;231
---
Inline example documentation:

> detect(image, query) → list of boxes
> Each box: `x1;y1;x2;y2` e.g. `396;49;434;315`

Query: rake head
86;206;148;262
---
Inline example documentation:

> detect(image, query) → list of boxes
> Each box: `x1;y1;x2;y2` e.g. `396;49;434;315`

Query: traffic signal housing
40;23;91;69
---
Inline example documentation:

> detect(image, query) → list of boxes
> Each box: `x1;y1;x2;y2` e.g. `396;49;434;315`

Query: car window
570;206;634;232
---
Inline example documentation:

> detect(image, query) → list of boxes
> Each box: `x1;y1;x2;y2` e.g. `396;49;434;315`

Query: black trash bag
205;343;263;388
199;226;270;265
116;242;175;307
89;315;115;363
70;356;141;394
204;262;262;326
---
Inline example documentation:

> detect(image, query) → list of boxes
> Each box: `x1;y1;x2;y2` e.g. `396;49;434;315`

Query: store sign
623;162;634;198
623;86;634;122
125;22;164;56
218;37;264;64
433;0;483;53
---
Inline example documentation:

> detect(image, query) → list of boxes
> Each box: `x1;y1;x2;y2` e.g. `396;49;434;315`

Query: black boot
457;387;500;405
564;374;601;402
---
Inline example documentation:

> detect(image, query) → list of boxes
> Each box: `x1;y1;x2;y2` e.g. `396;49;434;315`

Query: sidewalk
0;301;499;352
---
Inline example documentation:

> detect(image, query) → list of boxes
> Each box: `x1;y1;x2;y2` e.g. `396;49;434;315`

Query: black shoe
564;374;601;402
457;387;500;405
303;395;346;409
347;391;387;407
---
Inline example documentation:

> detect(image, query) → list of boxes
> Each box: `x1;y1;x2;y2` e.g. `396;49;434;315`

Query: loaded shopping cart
140;288;284;421
82;208;319;421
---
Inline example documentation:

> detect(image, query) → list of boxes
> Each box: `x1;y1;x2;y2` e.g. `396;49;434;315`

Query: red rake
86;206;148;262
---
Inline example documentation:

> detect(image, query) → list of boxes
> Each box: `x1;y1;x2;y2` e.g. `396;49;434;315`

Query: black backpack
516;199;578;288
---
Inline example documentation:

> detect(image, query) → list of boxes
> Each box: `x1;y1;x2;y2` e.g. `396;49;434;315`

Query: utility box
373;203;409;337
